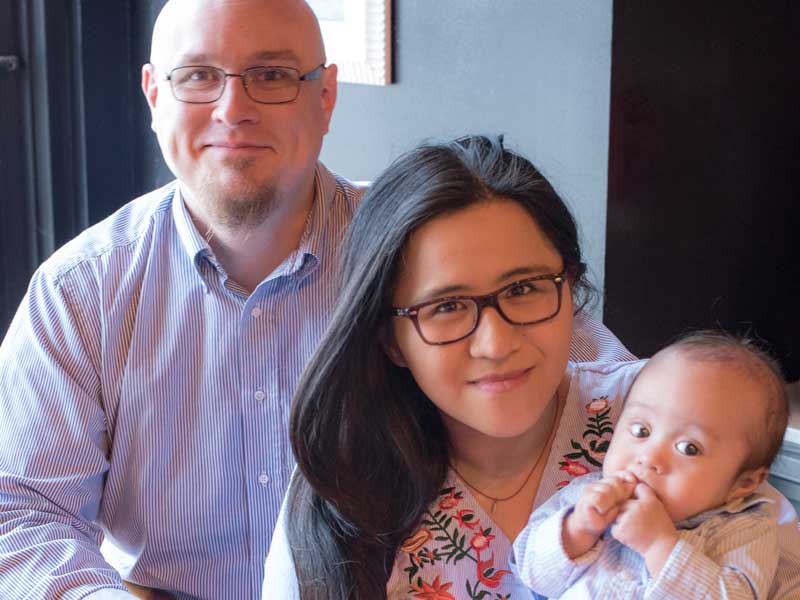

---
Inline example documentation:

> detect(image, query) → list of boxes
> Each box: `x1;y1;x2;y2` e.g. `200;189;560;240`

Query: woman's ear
380;327;407;368
726;466;769;502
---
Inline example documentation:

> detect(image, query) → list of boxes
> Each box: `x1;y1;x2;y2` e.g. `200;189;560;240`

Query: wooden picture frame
309;0;392;86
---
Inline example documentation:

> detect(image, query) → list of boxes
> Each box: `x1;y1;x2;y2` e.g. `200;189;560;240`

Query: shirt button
258;472;270;486
251;307;263;318
254;390;266;402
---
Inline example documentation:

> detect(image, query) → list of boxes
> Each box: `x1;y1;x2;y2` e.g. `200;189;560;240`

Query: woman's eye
507;283;533;297
676;441;701;456
629;423;650;438
432;300;466;314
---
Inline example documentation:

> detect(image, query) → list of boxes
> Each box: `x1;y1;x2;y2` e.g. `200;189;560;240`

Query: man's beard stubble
198;156;277;231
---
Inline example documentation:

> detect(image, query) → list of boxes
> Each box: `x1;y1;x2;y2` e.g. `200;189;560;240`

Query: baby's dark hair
663;330;788;471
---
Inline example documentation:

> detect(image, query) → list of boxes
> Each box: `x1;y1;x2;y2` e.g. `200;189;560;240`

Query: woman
264;135;799;599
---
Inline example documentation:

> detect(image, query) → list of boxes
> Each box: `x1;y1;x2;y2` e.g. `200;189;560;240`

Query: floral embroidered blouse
384;360;644;600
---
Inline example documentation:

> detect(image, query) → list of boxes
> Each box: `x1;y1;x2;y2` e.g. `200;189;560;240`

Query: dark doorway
605;1;800;380
0;0;35;333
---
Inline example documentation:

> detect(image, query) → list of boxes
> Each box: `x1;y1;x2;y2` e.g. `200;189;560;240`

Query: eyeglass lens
415;278;561;344
169;66;303;104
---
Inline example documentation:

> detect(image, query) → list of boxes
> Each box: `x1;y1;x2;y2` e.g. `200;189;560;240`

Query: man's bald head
149;0;326;69
141;0;337;234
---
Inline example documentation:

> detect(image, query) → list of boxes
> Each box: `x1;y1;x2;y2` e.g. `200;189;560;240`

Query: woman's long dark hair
286;135;592;599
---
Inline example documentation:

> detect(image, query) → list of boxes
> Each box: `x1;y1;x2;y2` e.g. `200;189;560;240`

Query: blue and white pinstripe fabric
514;472;780;599
0;160;635;599
0;164;362;599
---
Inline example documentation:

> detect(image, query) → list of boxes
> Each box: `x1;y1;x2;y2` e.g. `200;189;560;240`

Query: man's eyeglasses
162;64;325;105
391;272;566;345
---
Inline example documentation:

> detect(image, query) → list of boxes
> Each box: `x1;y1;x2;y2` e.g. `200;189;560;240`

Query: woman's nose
468;307;520;360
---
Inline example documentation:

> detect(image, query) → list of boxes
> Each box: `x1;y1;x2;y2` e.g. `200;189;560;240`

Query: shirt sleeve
760;482;800;599
645;513;778;600
569;312;636;363
512;474;602;597
263;492;301;600
0;268;130;597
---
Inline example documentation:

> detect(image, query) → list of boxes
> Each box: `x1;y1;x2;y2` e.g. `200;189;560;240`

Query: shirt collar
171;183;215;272
170;162;341;283
279;161;340;281
676;493;773;530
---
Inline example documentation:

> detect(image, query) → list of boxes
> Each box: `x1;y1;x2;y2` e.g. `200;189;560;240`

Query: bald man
0;1;635;598
0;1;358;598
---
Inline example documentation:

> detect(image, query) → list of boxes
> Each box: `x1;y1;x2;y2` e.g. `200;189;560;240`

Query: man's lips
468;366;533;392
203;141;270;150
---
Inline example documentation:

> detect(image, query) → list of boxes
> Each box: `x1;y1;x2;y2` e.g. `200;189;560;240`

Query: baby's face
603;350;763;522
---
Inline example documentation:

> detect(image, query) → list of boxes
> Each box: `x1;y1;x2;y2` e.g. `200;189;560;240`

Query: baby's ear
727;466;769;502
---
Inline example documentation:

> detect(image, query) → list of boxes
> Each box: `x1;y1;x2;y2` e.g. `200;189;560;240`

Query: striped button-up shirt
515;472;779;599
0;164;362;599
0;161;634;600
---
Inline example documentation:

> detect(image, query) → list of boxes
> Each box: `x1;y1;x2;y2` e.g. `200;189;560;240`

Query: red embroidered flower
455;508;480;530
469;530;496;553
559;457;589;477
400;528;433;555
410;576;456;600
585;397;609;414
419;548;437;562
438;489;461;510
556;480;571;489
476;554;512;589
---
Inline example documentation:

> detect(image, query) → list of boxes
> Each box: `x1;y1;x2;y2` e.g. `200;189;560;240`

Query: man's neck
184;181;316;294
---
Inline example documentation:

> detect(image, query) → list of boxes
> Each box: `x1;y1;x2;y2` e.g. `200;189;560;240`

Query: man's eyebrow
252;50;302;63
172;50;302;66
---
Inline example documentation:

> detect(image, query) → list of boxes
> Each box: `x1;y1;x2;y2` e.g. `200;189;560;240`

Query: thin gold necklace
451;393;560;514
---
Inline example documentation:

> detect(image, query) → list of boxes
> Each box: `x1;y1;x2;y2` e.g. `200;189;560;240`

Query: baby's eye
676;441;701;456
629;423;650;438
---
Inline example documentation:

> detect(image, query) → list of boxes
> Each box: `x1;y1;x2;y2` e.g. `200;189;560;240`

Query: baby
514;330;789;599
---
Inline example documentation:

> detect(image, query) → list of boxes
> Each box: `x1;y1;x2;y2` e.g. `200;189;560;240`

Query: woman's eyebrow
412;264;561;304
495;264;560;283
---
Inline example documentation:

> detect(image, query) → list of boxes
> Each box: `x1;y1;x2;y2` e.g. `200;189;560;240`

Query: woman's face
389;199;574;441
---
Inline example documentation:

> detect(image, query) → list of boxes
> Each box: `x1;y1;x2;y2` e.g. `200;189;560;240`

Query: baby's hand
572;471;637;536
611;483;678;577
563;471;637;558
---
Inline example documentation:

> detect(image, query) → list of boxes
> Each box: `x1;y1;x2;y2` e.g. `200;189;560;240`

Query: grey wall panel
320;0;613;312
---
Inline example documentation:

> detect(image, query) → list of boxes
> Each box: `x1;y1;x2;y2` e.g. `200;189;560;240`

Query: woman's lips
469;366;533;393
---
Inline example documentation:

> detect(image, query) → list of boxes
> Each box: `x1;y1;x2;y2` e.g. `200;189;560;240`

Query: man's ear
727;466;769;502
319;63;337;135
141;63;159;130
380;327;407;368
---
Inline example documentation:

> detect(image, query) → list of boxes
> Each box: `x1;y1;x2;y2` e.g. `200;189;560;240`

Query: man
0;1;634;598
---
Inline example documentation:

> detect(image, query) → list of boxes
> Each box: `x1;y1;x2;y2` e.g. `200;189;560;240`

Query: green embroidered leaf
570;440;582;450
565;452;584;459
594;439;610;453
582;451;603;467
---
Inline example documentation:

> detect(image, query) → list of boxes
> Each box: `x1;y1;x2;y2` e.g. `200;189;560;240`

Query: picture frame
309;0;392;86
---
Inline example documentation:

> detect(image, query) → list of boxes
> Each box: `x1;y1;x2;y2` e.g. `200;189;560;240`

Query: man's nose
212;76;261;125
468;307;521;361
